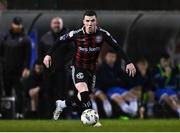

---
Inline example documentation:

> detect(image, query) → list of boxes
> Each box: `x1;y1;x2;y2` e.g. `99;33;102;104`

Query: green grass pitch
0;119;179;132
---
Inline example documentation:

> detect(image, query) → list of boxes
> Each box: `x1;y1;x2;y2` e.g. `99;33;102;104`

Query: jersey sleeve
47;31;75;55
103;29;131;64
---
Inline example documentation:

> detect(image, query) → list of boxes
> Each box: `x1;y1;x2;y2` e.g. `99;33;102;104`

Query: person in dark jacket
96;50;137;117
174;64;180;102
0;32;5;97
129;57;152;118
25;60;43;118
0;16;31;117
151;53;180;117
38;17;73;118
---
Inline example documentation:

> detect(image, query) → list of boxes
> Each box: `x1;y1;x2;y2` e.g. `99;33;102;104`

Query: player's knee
29;90;38;98
128;92;137;100
75;82;88;93
129;100;138;115
111;94;124;104
130;106;138;114
29;90;34;98
161;94;169;101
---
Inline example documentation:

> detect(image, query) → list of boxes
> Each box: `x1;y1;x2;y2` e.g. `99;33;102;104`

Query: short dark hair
160;52;170;59
83;10;97;19
135;57;148;64
106;49;117;54
12;16;22;25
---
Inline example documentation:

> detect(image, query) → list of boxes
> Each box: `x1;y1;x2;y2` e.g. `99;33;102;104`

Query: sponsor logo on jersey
79;47;100;52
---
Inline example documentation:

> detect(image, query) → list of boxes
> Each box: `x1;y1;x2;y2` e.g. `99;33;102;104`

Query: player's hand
125;63;136;77
43;55;52;68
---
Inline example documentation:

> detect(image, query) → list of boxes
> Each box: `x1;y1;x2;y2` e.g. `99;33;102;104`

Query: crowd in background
0;16;180;119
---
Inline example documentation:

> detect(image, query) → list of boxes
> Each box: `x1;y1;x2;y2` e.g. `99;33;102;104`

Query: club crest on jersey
95;36;102;43
76;72;84;79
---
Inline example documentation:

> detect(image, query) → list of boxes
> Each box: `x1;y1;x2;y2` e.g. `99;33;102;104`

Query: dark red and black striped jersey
48;26;131;72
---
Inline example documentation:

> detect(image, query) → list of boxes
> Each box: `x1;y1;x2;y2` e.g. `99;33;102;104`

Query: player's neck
83;26;97;34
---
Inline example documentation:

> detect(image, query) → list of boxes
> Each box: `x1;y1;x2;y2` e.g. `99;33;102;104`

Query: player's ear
83;19;85;25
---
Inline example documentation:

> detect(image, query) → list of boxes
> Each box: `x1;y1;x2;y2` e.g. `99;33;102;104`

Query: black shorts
71;66;96;92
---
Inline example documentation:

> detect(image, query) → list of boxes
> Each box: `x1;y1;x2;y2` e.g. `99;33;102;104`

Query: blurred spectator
130;57;152;118
174;64;180;102
0;32;3;42
146;88;155;118
96;50;138;117
38;17;73;118
151;53;180;117
94;90;112;117
95;50;116;117
0;0;7;11
24;60;43;118
0;16;31;117
0;32;4;96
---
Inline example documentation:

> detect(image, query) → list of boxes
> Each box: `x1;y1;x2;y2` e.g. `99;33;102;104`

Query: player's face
11;23;22;33
51;18;62;33
137;61;148;76
83;15;97;34
34;64;42;74
160;58;170;68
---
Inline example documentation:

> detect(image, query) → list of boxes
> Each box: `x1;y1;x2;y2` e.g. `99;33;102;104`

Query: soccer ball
81;109;99;125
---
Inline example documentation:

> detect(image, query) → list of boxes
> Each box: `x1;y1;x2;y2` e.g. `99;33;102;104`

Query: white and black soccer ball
81;109;99;125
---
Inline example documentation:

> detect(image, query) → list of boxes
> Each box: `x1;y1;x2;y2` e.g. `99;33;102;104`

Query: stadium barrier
1;10;180;119
1;10;180;65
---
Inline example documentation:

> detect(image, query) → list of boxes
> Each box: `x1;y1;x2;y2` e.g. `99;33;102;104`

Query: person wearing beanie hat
0;16;31;118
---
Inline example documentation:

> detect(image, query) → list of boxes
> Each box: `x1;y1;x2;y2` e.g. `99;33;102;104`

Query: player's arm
43;31;74;68
103;30;136;77
47;31;74;56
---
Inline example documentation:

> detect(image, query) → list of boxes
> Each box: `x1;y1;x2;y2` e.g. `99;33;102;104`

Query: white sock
177;108;180;117
147;102;154;116
119;102;130;114
61;100;67;108
103;99;112;117
129;100;138;116
91;99;98;113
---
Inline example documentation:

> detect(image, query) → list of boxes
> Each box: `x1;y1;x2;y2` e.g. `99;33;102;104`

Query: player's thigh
75;82;89;92
71;67;88;92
